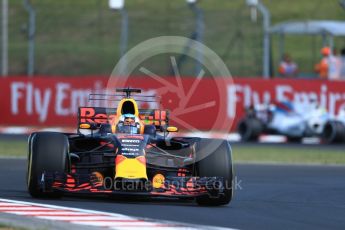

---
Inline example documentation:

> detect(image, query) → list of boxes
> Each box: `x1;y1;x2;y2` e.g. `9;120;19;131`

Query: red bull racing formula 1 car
27;88;234;206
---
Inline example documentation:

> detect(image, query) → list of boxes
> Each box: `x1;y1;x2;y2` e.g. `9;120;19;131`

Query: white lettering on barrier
227;83;345;119
34;89;51;122
55;81;106;116
55;83;70;116
329;93;342;116
71;90;89;114
276;85;292;102
294;91;318;104
320;85;328;109
11;82;25;115
227;85;240;119
252;90;270;105
11;82;52;122
26;82;33;115
10;81;106;123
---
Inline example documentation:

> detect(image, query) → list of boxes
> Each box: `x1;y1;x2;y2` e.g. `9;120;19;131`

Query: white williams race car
238;100;331;142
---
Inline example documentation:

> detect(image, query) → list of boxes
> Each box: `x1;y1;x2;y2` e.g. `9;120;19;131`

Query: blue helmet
117;114;140;134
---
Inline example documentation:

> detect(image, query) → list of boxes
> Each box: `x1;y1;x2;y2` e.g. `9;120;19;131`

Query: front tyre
27;132;69;198
195;139;233;206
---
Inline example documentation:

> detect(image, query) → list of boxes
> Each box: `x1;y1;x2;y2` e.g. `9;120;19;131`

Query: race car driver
116;114;141;134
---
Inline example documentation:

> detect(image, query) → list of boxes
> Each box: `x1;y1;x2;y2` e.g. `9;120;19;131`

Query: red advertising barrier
0;76;229;131
1;77;345;131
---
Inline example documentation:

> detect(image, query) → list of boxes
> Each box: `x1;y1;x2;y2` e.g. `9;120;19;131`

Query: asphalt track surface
1;158;345;230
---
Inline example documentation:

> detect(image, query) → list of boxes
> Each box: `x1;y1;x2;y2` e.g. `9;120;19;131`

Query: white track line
0;203;27;206
0;198;236;230
0;207;56;211
38;216;135;221
5;211;101;216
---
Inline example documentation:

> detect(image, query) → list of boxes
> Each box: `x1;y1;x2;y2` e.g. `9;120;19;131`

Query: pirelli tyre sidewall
237;118;263;142
195;138;233;206
27;132;70;198
322;121;345;144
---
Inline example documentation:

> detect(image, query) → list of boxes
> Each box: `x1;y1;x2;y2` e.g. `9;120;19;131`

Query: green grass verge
1;139;344;165
0;140;27;158
233;145;345;165
0;223;28;230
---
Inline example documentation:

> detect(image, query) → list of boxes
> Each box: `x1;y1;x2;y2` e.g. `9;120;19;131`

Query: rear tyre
322;121;345;144
195;139;233;206
27;132;69;198
237;118;263;141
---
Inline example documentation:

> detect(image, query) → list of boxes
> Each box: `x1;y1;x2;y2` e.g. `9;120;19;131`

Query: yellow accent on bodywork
167;126;178;132
115;156;148;179
152;174;165;188
79;123;91;129
116;98;139;117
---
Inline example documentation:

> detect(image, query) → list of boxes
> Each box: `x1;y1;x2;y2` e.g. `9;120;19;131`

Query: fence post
23;0;36;77
1;0;8;77
188;1;204;76
109;0;128;74
246;0;271;78
257;2;271;79
119;8;128;73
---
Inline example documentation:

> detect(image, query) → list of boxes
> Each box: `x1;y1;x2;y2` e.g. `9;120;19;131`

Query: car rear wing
78;107;169;131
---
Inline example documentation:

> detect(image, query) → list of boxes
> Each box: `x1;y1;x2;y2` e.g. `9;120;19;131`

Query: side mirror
166;126;178;132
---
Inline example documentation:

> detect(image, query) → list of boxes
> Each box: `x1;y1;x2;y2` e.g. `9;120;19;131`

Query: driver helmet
117;114;141;134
